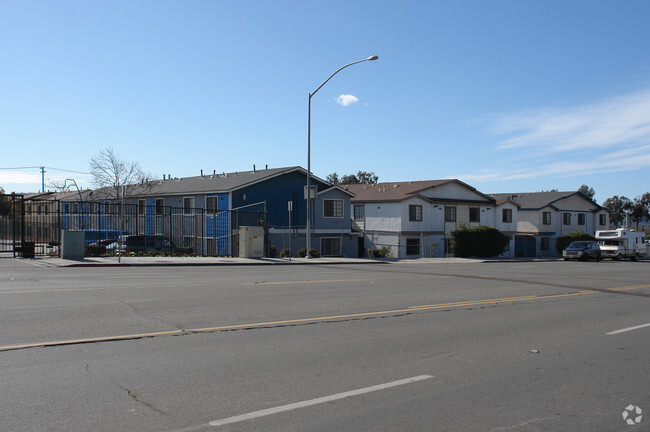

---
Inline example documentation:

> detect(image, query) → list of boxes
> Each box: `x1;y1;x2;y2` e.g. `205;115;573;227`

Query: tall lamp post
306;54;378;257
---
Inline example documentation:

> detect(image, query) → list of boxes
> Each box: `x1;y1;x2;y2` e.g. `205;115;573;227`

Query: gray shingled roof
138;166;304;196
62;166;312;201
489;191;600;210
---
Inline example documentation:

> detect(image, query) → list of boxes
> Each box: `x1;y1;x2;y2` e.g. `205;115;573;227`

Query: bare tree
89;147;152;201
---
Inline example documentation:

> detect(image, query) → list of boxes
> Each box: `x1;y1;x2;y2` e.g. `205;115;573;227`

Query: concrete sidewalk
11;255;567;268
20;255;387;268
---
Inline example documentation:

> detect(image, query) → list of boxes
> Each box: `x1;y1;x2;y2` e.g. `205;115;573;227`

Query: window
502;208;512;223
599;214;607;226
409;205;422;221
541;237;550;250
353;204;365;220
155;199;164;215
563;213;571;225
445;206;456;222
321;238;341;256
138;200;146;215
324;199;343;218
207;197;218;213
469;207;480;223
578;213;586;225
184;197;194;215
543;212;551;225
406;238;420;255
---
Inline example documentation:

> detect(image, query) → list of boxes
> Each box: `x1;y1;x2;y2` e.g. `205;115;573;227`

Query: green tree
603;195;632;227
326;173;340;185
327;170;378;185
0;187;12;217
630;194;650;229
555;231;596;255
578;184;595;201
451;226;510;258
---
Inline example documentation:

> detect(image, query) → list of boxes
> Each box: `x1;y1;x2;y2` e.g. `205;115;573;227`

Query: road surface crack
85;363;166;415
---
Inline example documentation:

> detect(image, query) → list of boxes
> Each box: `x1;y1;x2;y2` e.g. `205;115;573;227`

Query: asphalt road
0;259;648;431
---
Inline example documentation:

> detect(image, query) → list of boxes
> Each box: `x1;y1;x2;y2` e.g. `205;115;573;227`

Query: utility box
61;230;85;260
239;226;264;258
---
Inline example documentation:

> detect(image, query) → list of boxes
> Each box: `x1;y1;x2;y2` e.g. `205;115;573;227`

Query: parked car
85;239;121;257
123;235;192;256
562;241;601;261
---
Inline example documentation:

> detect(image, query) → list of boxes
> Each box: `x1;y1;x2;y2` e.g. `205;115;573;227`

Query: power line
0;166;90;175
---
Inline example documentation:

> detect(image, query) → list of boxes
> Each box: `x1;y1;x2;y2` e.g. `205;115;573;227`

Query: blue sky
1;1;649;204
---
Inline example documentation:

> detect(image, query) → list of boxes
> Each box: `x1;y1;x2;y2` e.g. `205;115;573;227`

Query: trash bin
22;242;35;259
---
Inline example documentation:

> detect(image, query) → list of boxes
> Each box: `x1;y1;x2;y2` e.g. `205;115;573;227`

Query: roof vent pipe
163;174;166;180
201;169;204;177
253;164;256;172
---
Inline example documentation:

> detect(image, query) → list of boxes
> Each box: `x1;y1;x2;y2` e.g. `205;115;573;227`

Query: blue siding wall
205;193;230;255
233;171;329;228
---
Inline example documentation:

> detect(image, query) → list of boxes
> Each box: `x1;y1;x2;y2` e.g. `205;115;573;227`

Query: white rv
595;228;646;261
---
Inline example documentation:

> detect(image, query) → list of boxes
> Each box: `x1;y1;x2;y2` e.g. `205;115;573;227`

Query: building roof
60;166;330;201
144;166;307;196
346;179;495;204
489;191;603;210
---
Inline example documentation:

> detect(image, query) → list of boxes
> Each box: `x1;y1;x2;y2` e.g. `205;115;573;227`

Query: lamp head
367;55;379;61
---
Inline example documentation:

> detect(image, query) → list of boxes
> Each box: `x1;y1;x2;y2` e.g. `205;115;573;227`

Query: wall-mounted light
242;194;247;201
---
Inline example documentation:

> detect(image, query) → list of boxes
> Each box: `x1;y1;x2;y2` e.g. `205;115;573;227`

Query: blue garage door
515;235;536;257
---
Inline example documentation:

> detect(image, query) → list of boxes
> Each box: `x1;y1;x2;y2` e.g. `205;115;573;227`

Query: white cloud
491;89;650;154
461;88;650;183
336;94;360;107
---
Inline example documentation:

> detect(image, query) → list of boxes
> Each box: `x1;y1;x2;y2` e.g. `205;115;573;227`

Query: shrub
555;231;596;255
451;226;510;258
297;248;320;258
279;248;291;257
268;244;277;258
371;246;393;258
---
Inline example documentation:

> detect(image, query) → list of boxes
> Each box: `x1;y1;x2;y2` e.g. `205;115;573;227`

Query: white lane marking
607;323;650;335
208;375;433;427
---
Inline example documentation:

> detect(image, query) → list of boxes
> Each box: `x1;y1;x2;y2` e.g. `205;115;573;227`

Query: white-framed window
321;238;341;256
406;238;420;255
599;214;607;225
469;207;480;223
206;197;218;213
138;200;146;215
502;208;512;223
324;199;343;218
353;204;365;220
184;197;194;215
543;212;551;225
445;206;456;222
155;199;164;215
563;213;571;225
578;213;586;225
409;205;422;222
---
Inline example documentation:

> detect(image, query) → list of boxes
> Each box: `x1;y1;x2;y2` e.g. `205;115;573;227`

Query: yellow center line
1;284;648;352
252;275;421;285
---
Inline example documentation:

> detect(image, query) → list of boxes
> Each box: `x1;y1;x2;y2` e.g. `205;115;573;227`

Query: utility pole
41;166;46;193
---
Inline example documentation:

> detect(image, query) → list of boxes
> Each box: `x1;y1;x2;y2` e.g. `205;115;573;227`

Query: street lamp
306;54;378;257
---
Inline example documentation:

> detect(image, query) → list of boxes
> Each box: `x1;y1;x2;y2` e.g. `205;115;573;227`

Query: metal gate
0;194;61;257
